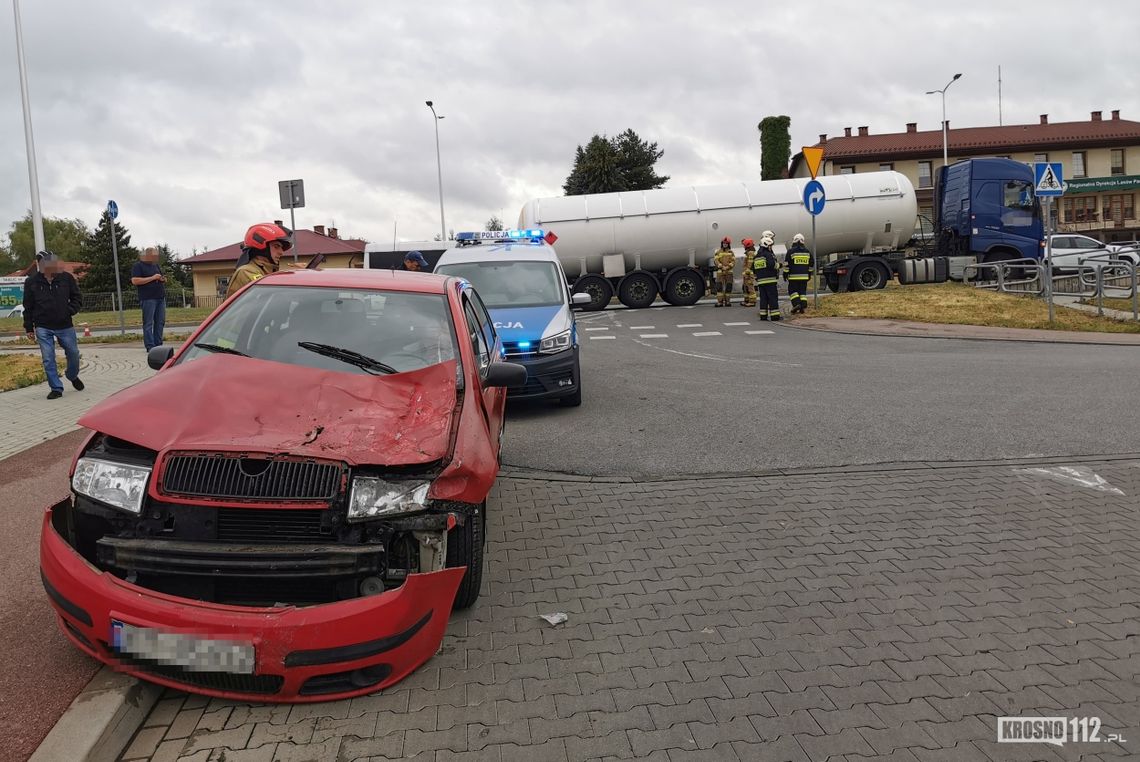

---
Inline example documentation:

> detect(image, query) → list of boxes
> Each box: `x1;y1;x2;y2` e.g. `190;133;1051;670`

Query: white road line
629;325;655;330
683;305;696;309
584;327;610;332
677;323;702;328
745;330;775;335
589;335;616;340
639;334;669;339
693;331;722;337
723;322;749;326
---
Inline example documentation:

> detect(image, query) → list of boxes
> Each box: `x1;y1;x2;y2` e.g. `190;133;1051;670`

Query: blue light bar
517;340;532;349
455;229;546;242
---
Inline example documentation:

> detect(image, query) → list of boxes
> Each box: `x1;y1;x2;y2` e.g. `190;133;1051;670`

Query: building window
1062;197;1098;223
840;165;855;175
1072;151;1087;178
1105;194;1135;224
1111;149;1125;176
215;276;230;297
917;161;933;189
879;163;893;172
1034;152;1048;163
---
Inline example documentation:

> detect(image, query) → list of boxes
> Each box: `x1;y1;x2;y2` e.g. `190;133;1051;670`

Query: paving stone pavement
0;347;151;460
125;458;1140;762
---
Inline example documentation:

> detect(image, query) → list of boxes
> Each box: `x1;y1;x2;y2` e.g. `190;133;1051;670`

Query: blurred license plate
111;620;255;674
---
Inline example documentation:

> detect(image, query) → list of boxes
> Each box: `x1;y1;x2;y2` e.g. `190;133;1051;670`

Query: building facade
790;110;1140;243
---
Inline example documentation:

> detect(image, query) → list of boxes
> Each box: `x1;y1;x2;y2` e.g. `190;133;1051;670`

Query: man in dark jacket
23;251;84;399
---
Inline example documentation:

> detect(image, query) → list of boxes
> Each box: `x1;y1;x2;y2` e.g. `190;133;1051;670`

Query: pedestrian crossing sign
1033;162;1064;197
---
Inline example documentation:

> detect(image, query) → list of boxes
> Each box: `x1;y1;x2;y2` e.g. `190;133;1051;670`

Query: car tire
445;504;483;609
559;377;582;407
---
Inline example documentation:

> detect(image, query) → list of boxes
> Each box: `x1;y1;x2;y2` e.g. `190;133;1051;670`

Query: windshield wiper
195;342;249;357
297;341;398;375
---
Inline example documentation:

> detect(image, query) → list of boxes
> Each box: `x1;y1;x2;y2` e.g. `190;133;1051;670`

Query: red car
40;268;524;701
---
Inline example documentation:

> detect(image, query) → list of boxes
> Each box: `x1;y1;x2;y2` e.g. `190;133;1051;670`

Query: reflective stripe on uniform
788;275;810;281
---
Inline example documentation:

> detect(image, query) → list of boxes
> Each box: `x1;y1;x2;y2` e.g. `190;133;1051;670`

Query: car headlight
72;457;151;515
348;477;431;521
539;329;572;354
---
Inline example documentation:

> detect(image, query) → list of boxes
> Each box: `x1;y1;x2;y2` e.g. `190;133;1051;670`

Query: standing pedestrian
752;235;781;321
226;223;293;299
785;233;813;314
740;238;757;308
22;251;84;400
131;247;166;350
402;251;429;271
713;237;735;307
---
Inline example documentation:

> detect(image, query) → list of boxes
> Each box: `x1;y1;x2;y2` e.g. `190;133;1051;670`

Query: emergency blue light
517;340;532;349
455;229;546;242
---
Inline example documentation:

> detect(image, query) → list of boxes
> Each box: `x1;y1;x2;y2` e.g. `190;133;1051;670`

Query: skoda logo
238;458;272;477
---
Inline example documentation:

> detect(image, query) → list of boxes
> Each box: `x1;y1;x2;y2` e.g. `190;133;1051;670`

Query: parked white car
1048;234;1140;272
3;304;23;319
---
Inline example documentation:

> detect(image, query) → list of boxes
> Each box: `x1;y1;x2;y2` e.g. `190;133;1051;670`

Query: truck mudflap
39;500;466;702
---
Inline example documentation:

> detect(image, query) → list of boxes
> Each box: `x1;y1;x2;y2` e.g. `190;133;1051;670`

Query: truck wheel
851;262;888;291
573;275;612;311
663;269;704;306
617;272;658;309
445;504;484;609
826;277;841;293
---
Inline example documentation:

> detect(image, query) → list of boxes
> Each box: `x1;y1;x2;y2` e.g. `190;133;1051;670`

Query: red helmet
720;236;731;247
742;238;755;248
242;222;293;253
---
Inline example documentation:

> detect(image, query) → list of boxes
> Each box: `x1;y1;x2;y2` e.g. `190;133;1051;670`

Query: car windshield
179;285;457;375
435;260;563;309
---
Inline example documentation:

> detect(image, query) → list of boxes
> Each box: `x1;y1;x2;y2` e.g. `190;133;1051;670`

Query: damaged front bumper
40;499;465;702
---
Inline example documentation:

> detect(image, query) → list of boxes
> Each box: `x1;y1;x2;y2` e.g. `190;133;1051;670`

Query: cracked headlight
72;457;151;515
348;477;431;521
539;329;572;354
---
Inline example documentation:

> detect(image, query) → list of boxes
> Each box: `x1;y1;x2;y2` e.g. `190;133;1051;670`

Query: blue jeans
35;326;81;393
141;299;166;351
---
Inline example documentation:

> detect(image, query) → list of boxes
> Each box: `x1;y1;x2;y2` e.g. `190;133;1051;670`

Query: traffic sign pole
812;215;818;308
107;201;125;335
1044;197;1054;323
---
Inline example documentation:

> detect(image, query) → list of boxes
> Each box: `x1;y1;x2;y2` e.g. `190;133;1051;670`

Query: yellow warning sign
802;146;824;179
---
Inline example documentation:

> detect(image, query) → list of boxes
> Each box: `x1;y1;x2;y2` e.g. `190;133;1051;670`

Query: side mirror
147;345;174;371
571;292;592;308
484;361;527;389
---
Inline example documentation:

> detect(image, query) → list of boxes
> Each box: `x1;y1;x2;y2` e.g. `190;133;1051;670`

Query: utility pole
426;101;447;242
12;0;44;253
926;73;962;167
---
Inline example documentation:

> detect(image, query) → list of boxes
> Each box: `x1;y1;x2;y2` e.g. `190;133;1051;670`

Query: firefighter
785;233;813;314
753;234;781;321
226;222;293;299
740;238;757;307
713;237;735;307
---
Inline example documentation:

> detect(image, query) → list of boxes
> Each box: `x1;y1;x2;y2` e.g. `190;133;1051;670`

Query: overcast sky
0;1;1134;255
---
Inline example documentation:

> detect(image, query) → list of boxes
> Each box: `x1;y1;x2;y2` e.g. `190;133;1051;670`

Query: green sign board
1065;174;1140;194
0;277;23;312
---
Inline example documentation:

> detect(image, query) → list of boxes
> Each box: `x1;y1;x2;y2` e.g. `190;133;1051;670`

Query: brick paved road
126;458;1139;761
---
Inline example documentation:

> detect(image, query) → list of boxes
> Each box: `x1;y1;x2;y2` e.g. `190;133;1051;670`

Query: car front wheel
445;503;484;609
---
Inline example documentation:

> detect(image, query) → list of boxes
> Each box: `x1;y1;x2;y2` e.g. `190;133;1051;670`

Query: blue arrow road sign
1033;162;1064;197
107;200;119;219
803;180;826;216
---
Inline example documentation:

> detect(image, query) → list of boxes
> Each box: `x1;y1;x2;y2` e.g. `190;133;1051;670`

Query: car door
1050;237;1079;270
458;290;504;455
467;289;508;450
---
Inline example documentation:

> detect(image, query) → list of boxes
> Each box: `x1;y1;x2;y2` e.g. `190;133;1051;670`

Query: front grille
502;340;536;357
162;454;343;501
217;508;329;543
108;647;283;695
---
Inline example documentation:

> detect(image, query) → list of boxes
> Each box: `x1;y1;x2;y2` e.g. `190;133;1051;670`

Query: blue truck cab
434;230;589;407
934;157;1045;265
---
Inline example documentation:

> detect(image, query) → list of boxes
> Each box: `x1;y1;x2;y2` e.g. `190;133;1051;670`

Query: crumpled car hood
78;354;458;465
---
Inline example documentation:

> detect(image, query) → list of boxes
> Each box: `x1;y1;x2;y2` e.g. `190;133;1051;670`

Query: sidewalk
787;316;1140;345
0;346;153;460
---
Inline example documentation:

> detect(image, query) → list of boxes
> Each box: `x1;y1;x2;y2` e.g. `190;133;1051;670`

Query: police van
434;230;589;407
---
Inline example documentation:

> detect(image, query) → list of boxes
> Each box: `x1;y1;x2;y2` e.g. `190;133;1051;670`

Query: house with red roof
184;224;366;306
791;110;1140;242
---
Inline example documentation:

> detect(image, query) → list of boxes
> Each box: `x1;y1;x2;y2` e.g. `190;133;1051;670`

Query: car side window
468;290;498;355
462;298;490;372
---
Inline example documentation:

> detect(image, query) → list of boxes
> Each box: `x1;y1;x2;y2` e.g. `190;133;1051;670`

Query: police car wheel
558;383;582;407
445;505;484;609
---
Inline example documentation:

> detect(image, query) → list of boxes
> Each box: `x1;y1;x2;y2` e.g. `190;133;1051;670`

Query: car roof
252;268;451;295
434;242;560;268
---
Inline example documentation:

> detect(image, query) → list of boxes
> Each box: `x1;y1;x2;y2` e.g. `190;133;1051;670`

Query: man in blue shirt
131;247;166;350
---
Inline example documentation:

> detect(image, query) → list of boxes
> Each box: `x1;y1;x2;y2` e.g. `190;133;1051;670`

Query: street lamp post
426;101;446;242
926;73;962;167
12;0;45;254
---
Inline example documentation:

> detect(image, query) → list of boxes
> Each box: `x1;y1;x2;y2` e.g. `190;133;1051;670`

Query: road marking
589;335;616;340
683;305;696;309
584;326;610;332
693;331;722;337
639;334;669;339
677;323;702;328
745;330;775;335
630;325;655;330
723;322;749;326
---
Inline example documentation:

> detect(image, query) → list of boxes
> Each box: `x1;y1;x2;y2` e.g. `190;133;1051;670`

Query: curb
781;318;1140;347
30;666;161;762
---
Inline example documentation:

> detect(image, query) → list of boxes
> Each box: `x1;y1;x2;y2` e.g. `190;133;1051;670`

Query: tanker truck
517;157;1044;309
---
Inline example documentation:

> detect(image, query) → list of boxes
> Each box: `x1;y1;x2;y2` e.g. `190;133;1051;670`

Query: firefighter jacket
713;248;735;275
225;258;278;299
786;243;813;281
751;248;780;284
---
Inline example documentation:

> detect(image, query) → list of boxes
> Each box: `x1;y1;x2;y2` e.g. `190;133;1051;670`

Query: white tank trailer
518;171;918;309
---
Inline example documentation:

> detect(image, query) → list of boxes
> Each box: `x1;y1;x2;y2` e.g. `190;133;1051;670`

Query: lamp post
12;0;44;253
426;101;447;242
926;73;962;167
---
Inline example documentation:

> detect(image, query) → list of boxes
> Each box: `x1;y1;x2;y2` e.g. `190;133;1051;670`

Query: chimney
314;224;325;236
906;122;917;133
1112;109;1120;120
1040;114;1048;125
328;227;338;239
818;133;827;143
1092;110;1103;121
857;126;869;137
844;127;852;137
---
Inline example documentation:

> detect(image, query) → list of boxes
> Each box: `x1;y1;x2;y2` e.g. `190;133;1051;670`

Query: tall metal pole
1044;197;1055;323
427;101;446;241
941;91;948;167
811;215;819;309
12;0;45;254
108;211;125;335
288;195;297;265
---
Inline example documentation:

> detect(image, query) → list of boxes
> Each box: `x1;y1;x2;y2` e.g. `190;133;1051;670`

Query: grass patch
1081;297;1140;315
0;353;51;391
0;306;213;334
807;282;1140;333
7;332;192;347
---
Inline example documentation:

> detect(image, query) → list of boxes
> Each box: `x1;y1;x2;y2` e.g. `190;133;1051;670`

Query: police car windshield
435;261;562;309
179;285;457;375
